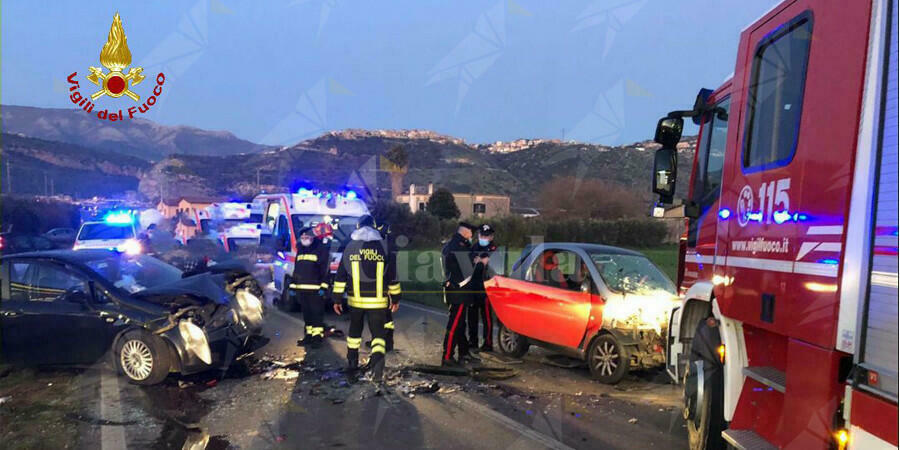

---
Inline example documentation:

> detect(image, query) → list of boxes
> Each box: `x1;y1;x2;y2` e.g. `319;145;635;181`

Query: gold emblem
86;13;145;101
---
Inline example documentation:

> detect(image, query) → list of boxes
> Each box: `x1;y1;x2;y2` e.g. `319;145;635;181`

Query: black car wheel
497;321;529;358
116;330;171;385
587;334;629;384
685;320;726;450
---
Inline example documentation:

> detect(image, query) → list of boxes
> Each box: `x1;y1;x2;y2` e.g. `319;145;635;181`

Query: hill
1;105;272;161
2;133;150;198
138;129;695;206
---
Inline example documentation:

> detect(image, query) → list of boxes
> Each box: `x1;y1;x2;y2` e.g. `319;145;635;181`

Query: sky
2;0;776;147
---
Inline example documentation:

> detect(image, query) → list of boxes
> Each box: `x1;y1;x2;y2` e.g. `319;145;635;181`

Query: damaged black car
0;249;266;385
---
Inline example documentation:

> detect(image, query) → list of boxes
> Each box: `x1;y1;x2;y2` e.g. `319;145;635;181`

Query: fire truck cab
254;189;369;306
652;1;898;449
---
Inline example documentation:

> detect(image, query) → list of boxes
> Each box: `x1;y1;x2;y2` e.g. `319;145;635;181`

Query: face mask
300;238;313;247
478;239;490;247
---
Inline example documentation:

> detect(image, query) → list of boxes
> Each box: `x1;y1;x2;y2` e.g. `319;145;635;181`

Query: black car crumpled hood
133;272;230;306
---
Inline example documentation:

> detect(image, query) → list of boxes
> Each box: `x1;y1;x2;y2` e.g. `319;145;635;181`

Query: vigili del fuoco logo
66;12;166;122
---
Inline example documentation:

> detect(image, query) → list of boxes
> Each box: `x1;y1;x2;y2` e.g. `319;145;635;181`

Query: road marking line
100;368;127;450
447;394;576;450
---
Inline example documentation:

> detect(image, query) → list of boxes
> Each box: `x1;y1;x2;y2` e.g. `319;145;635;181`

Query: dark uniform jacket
442;233;474;304
469;241;498;293
332;226;401;309
289;239;331;291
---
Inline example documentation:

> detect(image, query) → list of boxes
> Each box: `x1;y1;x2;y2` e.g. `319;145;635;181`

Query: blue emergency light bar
103;211;134;225
345;190;358;200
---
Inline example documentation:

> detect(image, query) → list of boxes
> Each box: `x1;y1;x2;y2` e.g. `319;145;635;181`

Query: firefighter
441;222;477;366
332;215;401;384
366;221;395;352
467;223;498;352
291;227;331;349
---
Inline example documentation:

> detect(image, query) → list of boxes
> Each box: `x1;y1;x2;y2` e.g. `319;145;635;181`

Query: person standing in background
467;223;498;353
441;222;477;366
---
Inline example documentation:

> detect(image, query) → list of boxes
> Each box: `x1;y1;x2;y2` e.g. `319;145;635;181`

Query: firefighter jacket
332;226;401;309
289;239;330;291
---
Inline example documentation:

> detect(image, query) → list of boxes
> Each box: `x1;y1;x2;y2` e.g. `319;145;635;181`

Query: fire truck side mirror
654;116;684;148
652;147;677;204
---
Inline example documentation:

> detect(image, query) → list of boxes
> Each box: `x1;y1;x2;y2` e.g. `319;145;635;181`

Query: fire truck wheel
587;334;629;384
685;321;726;450
497;321;529;358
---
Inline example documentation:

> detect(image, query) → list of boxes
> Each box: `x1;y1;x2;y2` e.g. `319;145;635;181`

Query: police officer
332;215;401;384
291;227;330;349
467;223;498;352
441;222;477;366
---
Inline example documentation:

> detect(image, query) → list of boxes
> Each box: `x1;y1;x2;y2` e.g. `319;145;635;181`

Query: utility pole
6;161;11;194
257;168;261;189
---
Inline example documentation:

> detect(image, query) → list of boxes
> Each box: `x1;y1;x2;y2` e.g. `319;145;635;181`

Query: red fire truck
651;1;898;449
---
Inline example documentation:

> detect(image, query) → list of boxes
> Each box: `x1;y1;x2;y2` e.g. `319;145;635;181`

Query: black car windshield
588;253;676;295
78;223;134;240
85;254;183;293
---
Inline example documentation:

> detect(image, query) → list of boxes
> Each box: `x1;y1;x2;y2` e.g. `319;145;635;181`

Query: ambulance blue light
103;211;134;225
818;258;839;265
345;190;358;200
747;212;764;223
718;209;731;220
297;188;313;197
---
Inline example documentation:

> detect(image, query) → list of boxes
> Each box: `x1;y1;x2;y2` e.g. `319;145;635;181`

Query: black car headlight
235;289;263;326
179;320;212;365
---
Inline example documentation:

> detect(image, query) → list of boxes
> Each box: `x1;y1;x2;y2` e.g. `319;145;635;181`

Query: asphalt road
1;299;689;449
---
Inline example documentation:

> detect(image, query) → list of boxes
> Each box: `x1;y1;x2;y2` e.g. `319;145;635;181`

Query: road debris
262;368;299;381
478;352;524;365
628;418;638;424
407;363;518;381
0;396;9;406
540;354;584;369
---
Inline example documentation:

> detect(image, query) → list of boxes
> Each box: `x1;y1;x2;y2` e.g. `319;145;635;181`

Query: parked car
0;233;57;256
486;243;678;383
0;249;266;385
74;213;139;253
44;228;77;246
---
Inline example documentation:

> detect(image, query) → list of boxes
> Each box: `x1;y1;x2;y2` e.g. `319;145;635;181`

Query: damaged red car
486;243;678;383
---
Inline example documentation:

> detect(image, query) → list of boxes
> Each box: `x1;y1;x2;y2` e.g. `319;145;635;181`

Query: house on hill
396;183;510;218
157;196;222;219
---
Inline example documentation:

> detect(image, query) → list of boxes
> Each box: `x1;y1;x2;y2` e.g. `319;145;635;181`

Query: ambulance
254;188;369;306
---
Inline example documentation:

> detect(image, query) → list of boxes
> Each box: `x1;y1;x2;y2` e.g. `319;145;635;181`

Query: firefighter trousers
366;308;394;352
467;293;492;350
442;303;469;361
295;290;325;340
346;307;388;381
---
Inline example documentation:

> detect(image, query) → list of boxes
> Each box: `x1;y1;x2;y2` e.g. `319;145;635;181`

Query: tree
538;176;644;219
426;188;460;220
383;145;409;199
